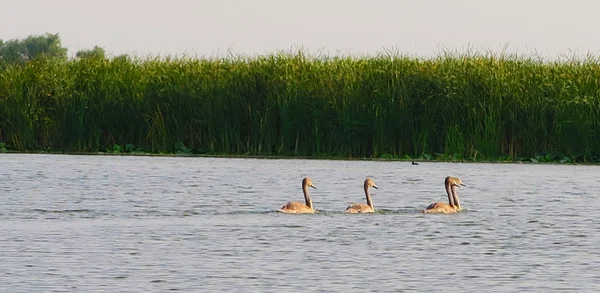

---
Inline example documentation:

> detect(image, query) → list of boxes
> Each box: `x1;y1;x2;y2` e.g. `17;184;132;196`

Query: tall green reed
1;51;600;161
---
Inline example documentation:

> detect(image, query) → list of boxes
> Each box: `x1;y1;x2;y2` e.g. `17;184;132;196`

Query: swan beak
310;185;317;189
373;185;379;189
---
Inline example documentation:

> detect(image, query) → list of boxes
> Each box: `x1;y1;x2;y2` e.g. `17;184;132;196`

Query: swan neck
303;184;313;210
451;185;461;210
445;181;455;207
364;186;374;209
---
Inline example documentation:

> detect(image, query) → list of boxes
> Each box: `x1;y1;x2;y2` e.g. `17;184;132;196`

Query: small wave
377;208;424;214
12;208;114;220
18;207;471;219
264;224;305;228
196;208;435;216
209;208;426;215
212;210;274;216
31;208;92;214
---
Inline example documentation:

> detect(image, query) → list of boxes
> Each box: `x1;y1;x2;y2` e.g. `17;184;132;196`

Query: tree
76;46;106;59
0;33;68;65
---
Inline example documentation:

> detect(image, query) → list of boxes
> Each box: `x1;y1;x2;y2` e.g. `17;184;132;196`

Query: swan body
345;178;378;213
423;202;458;214
423;176;465;214
278;177;316;214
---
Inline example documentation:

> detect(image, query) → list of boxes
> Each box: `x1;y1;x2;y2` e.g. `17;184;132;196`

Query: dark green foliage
0;33;67;66
76;46;106;60
1;51;600;161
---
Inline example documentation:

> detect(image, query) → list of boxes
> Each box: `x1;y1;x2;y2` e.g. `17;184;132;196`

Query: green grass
1;50;600;162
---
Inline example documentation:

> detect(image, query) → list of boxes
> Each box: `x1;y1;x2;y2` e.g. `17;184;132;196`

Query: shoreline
0;150;593;165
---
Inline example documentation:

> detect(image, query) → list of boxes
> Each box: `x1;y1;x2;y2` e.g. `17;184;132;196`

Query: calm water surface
1;154;600;292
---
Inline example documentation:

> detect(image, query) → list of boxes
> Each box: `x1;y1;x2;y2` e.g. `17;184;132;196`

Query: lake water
1;154;599;292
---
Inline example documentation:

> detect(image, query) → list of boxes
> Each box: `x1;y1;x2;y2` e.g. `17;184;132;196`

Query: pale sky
2;0;599;59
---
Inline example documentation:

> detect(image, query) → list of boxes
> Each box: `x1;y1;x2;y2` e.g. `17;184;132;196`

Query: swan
345;178;378;213
422;176;465;214
278;177;316;214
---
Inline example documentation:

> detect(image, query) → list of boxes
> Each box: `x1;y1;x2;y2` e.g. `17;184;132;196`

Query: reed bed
1;51;600;161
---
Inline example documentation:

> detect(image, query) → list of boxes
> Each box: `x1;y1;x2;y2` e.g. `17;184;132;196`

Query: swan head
446;176;465;188
364;178;378;190
302;177;316;189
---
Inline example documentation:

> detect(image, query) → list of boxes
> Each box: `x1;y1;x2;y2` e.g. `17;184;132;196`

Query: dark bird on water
412;161;419;165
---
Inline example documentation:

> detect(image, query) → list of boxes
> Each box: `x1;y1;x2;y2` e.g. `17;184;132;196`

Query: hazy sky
2;0;599;59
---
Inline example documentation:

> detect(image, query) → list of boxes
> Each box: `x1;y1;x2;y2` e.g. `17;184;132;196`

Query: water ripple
1;154;600;292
